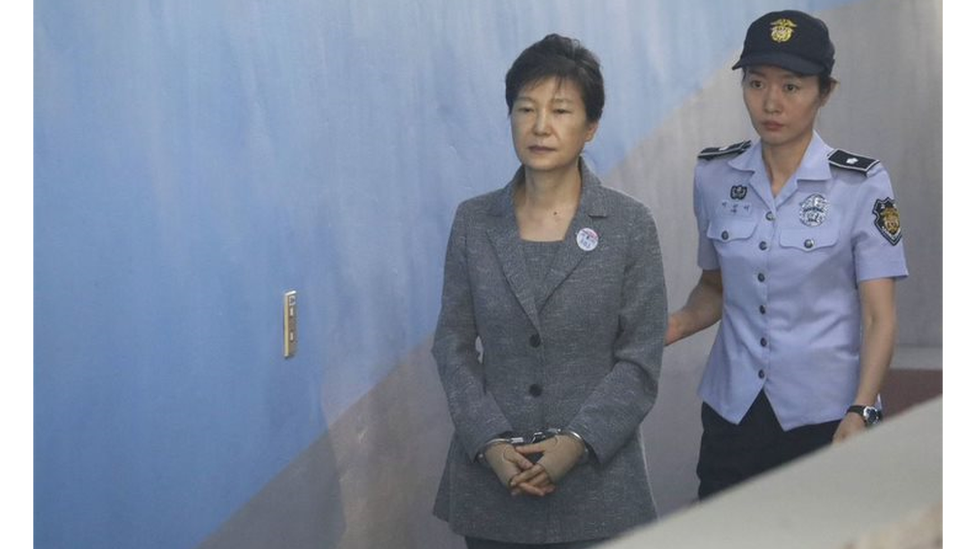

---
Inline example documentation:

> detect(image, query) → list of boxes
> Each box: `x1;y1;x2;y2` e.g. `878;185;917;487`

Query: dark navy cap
732;10;835;76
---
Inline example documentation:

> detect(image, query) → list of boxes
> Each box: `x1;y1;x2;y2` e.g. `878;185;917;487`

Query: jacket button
759;305;766;314
759;241;768;251
760;337;768;347
765;211;775;221
529;384;543;397
721;230;729;241
757;273;766;282
529;334;541;347
804;239;815;249
758;370;766;379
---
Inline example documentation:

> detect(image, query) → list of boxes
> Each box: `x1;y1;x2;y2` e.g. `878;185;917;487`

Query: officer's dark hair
817;73;838;97
740;67;837;98
505;34;605;123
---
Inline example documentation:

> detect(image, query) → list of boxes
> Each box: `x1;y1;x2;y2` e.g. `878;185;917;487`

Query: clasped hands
482;435;585;497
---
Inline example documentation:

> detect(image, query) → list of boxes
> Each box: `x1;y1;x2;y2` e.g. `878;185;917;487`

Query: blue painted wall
34;1;856;547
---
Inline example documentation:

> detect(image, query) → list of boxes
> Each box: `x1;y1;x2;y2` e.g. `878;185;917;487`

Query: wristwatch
847;404;883;426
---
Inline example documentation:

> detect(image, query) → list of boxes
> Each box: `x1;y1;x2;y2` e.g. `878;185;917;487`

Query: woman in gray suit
432;34;667;548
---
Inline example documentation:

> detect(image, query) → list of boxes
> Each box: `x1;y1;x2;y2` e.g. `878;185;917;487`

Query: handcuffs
476;427;589;465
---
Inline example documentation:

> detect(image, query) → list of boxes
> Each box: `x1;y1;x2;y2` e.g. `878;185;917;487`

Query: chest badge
799;194;829;227
730;185;748;200
576;227;599;252
872;198;902;245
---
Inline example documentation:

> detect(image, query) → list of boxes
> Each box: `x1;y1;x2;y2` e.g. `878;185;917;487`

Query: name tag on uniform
720;200;752;216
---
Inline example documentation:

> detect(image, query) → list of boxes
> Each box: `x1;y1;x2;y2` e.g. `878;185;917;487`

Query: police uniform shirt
694;132;908;430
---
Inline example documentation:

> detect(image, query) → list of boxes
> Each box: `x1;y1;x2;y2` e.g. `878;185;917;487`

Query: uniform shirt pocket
706;217;758;243
779;226;839;251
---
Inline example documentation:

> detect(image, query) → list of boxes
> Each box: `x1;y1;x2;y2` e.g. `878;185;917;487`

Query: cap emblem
770;18;797;43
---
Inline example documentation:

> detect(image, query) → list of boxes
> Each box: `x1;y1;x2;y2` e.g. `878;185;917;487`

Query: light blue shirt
694;132;908;430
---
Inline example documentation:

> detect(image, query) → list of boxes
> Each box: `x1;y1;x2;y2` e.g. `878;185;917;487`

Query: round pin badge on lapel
576;228;599;251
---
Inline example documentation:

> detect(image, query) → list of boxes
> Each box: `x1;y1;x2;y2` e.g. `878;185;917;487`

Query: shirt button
759;241;768;251
804;239;815;249
529;334;541;347
757;273;766;282
529;384;543;397
760;337;768;347
758;370;766;379
765;211;775;221
721;230;729;241
759;305;766;314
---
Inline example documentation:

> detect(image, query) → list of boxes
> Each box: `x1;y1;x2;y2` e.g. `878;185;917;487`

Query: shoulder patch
872;198;902;245
829;149;879;174
698;140;752;160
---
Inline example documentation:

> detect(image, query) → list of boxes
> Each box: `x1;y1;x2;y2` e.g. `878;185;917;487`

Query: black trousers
465;537;606;549
697;391;840;500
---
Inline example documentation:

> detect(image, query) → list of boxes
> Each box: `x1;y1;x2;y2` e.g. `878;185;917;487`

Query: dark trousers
697;391;840;500
465;537;606;549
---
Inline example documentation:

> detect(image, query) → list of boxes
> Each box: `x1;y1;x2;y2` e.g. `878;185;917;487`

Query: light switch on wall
283;290;297;358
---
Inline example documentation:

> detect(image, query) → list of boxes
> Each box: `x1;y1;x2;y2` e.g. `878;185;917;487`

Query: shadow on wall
197;340;464;549
197;418;345;549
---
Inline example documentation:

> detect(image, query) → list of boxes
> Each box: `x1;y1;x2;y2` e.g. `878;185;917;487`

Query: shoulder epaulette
829;149;879;174
698;140;752;160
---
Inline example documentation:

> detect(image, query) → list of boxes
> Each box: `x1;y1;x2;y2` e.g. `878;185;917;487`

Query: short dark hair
817;73;838;96
505;34;605;122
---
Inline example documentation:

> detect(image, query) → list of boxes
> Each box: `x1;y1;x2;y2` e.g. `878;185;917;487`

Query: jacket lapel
486;169;542;331
537;162;608;310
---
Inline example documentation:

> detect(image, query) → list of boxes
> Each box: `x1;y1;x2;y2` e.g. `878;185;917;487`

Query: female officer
432;34;667;547
666;10;908;500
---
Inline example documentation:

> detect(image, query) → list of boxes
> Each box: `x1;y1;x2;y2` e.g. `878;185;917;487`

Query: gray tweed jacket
432;161;667;544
